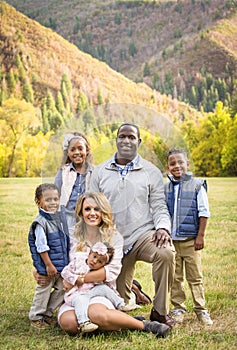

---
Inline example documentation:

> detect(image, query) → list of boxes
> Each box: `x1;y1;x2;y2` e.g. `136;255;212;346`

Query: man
89;122;176;327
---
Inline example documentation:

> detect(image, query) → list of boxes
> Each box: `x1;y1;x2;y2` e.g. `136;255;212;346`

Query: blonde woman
58;192;170;338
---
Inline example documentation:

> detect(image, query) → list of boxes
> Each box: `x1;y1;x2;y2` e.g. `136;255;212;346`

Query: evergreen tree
189;86;197;108
152;72;160;90
230;91;237;118
0;77;8;105
73;16;80;34
164;71;173;95
15;54;22;69
48;17;57;30
225;92;231;108
143;62;150;77
61;73;72;97
63;102;73;121
55;91;65;115
76;92;89;114
97;88;104;105
18;65;26;83
47;109;64;131
61;81;68;106
215;78;226;101
40;106;50;134
206;73;213;90
22;81;34;103
128;42;137;57
97;44;106;61
6;70;16;94
46;90;56;111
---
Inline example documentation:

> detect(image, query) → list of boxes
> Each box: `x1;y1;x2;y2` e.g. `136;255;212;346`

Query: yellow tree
0;98;40;177
20;131;53;177
191;102;231;176
221;113;237;175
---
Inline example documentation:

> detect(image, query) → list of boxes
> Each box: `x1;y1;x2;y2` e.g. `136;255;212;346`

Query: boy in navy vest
28;183;70;329
164;148;213;325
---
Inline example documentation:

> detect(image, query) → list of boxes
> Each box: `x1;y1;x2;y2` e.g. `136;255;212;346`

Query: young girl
58;192;170;338
54;132;93;235
28;183;70;329
61;241;125;333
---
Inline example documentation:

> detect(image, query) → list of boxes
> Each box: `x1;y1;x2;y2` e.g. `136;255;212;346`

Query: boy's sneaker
44;315;57;326
197;311;213;325
143;320;171;338
79;321;99;333
31;319;50;330
170;309;186;323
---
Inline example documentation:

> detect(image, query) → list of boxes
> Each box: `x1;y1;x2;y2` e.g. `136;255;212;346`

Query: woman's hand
33;269;51;287
75;274;85;287
63;279;73;292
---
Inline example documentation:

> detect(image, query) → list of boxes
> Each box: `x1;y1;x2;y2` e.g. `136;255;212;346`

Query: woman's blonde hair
74;192;116;244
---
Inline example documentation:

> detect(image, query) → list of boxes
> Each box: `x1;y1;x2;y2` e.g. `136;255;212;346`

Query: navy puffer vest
165;174;206;237
28;208;70;275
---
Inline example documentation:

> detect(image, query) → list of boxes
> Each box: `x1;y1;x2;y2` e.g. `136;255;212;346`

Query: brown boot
150;308;176;328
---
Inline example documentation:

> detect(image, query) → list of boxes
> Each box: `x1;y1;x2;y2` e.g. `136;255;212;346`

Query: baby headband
62;133;87;151
92;242;110;263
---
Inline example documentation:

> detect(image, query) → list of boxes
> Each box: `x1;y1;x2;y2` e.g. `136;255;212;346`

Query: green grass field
0;177;236;349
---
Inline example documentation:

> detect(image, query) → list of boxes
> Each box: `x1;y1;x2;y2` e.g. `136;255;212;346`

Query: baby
61;241;125;333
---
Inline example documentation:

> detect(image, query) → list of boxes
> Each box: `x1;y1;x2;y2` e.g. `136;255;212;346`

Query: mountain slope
0;2;201;124
4;1;237;76
4;0;237;111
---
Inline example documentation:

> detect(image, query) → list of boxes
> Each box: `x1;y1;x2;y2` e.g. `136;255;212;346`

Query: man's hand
151;229;172;248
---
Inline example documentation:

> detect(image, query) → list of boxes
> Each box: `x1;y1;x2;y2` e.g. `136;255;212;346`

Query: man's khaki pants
116;230;176;315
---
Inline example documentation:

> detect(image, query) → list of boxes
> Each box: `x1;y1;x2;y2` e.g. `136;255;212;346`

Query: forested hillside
5;0;237;112
0;2;236;178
